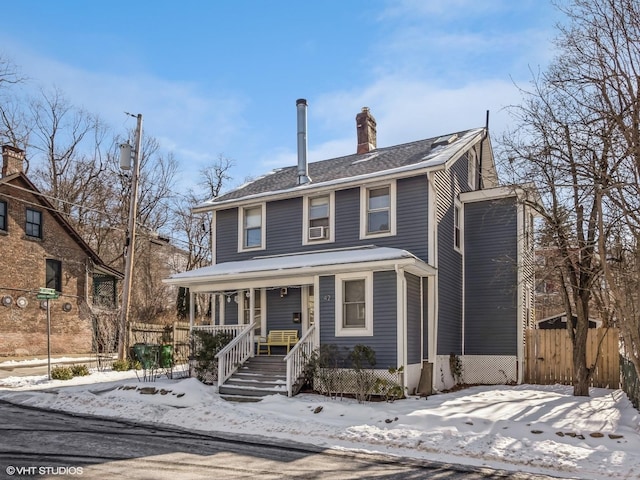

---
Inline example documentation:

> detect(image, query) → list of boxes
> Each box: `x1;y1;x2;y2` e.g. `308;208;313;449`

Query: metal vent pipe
296;98;310;185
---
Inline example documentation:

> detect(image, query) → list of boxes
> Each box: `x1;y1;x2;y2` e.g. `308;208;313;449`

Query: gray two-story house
165;100;535;396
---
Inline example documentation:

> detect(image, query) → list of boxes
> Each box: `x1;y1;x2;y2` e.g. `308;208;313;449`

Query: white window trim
359;180;396;239
335;271;374;337
302;192;335;245
238;203;266;252
237;288;267;335
468;149;477;190
454;199;463;253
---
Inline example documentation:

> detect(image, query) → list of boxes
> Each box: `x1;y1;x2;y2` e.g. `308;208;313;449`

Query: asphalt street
0;399;568;480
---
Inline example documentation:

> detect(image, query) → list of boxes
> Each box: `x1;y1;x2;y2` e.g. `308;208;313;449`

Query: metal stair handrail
284;325;316;397
215;322;256;386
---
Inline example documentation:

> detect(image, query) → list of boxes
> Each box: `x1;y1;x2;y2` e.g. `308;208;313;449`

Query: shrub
349;344;377;403
374;366;405;402
304;344;349;398
70;364;90;376
111;359;130;371
50;365;73;380
192;330;234;383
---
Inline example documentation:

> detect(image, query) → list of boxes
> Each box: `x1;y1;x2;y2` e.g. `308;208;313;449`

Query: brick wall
0;177;95;356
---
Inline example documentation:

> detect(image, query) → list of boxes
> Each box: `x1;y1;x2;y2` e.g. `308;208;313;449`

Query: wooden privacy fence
525;328;620;388
128;321;191;365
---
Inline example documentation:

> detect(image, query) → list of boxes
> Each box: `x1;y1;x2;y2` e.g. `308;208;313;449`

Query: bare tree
171;155;234;320
552;0;640;376
0;55;29;158
502;0;640;395
29;87;109;222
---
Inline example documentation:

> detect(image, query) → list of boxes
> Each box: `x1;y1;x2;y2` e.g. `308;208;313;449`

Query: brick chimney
356;107;377;154
2;145;25;177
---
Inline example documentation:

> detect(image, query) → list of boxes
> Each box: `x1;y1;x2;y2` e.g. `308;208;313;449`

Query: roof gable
196;127;489;211
0;172;122;278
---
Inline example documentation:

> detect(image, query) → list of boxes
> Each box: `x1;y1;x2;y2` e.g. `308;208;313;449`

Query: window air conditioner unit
309;226;327;239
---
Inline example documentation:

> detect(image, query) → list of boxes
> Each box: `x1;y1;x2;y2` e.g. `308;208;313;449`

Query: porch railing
285;325;316;397
191;324;246;336
214;322;256;387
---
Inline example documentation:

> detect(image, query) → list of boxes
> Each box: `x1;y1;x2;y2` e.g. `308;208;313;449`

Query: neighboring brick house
166;101;536;394
0;145;122;357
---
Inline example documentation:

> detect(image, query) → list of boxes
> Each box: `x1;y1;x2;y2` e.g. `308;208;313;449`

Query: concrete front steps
219;355;288;402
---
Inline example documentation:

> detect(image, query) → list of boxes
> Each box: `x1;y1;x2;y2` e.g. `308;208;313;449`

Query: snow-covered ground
0;365;638;480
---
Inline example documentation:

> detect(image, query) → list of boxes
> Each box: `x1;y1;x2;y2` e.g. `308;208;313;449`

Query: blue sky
0;0;562;192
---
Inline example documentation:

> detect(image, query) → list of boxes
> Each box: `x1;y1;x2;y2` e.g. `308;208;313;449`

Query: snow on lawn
1;370;639;479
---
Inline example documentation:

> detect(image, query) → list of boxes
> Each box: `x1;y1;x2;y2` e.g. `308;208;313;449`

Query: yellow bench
258;330;299;355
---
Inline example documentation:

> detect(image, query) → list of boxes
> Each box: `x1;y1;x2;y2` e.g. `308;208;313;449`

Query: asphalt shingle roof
198;127;484;209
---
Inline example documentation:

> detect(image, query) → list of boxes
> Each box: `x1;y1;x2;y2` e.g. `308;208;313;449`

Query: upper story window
360;181;396;239
454;201;462;252
26;208;42;239
303;192;334;244
468;149;478;189
335;272;373;337
0;200;7;231
238;204;265;251
46;259;62;292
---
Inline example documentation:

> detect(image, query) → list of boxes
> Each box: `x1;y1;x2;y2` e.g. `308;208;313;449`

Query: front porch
164;246;437;399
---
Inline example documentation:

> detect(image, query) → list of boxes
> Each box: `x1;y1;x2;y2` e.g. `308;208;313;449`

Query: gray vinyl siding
265;288;302;335
215;175;429;263
319;271;398;369
224;291;239;325
435;152;475;355
464;197;518;355
216;208;240;263
266;198;303;256
372;271;398;369
406;273;421;364
318;275;335;342
435;171;462;356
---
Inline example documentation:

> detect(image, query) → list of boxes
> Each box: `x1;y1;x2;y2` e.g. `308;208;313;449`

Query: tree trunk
572;294;591;396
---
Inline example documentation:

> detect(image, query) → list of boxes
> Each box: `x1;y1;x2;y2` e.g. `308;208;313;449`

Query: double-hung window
454;201;462;252
0;200;7;231
303;193;334;244
335;272;373;336
26;208;42;239
468;149;478;189
239;204;265;251
360;181;396;238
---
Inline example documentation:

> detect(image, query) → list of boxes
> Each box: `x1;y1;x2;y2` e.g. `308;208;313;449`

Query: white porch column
395;265;406;369
219;293;226;325
249;287;255;347
189;290;195;330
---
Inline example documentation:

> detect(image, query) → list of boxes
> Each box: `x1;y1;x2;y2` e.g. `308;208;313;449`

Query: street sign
37;293;59;300
39;288;57;296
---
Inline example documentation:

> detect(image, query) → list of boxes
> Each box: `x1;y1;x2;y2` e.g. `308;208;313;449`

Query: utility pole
117;113;143;361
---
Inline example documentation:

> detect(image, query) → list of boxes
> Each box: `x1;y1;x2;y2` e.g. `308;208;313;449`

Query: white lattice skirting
462;355;517;384
435;355;517;390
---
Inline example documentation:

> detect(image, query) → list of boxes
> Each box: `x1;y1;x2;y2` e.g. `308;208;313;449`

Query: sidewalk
0;354;115;380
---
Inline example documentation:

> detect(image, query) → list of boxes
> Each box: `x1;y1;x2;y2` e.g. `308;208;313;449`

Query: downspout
427;172;439;365
516;203;525;384
395;264;406;376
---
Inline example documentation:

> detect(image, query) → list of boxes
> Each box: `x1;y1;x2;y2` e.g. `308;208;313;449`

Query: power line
0;189;205;251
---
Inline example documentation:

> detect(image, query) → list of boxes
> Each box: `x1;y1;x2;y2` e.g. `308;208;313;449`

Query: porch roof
163;246;435;292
